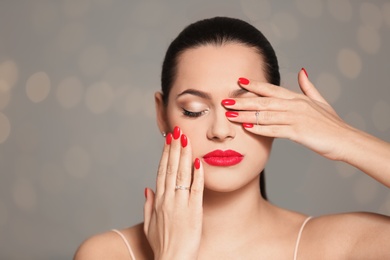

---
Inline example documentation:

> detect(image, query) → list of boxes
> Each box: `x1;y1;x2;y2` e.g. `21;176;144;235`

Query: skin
74;43;390;259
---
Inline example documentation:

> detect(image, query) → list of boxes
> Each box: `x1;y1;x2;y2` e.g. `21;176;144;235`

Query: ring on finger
175;185;190;191
255;111;260;125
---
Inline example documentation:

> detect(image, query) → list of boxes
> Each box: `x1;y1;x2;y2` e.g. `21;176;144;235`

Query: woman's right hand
143;126;204;260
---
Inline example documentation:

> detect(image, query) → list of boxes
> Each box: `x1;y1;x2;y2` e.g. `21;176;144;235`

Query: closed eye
182;108;207;118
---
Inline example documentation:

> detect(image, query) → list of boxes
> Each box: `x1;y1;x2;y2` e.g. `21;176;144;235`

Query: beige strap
293;216;312;260
112;229;136;260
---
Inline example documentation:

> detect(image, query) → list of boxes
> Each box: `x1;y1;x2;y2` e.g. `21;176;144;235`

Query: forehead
173;43;267;93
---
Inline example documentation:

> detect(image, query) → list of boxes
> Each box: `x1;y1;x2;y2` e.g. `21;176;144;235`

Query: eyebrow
176;88;249;100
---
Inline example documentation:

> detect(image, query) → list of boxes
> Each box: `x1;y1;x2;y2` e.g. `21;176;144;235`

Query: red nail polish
238;77;250;85
225;111;239;118
194;158;200;170
243;123;254;128
173;126;180;140
301;68;308;78
181;134;188;148
144;187;148;198
221;99;236;106
166;133;172;145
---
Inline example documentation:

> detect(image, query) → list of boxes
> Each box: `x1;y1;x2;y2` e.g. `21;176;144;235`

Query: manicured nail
194;158;200;170
221;99;236;106
243;123;254;128
238;77;250;85
166;133;172;145
173;126;180;140
225;111;239;118
144;187;148;198
301;68;308;78
181;134;188;148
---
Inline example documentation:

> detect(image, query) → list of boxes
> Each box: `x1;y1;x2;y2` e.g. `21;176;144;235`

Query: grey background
1;0;390;259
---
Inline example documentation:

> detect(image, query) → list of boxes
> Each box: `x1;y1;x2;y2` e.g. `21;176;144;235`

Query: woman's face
156;43;273;192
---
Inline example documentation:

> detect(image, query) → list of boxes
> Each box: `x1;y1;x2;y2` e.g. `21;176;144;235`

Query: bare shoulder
298;212;390;259
74;223;153;260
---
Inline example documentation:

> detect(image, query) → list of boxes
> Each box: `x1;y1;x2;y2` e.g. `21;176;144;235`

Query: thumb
298;68;328;104
143;187;155;235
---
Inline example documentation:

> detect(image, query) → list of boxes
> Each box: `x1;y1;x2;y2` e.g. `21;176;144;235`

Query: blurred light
56;76;84;109
240;0;272;21
327;0;352;22
26;72;51;103
295;0;323;18
357;26;381;54
0;60;18;89
85;81;114;114
0;112;11;144
337;48;362;79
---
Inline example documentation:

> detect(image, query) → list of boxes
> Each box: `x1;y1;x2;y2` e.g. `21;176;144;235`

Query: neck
201;176;276;242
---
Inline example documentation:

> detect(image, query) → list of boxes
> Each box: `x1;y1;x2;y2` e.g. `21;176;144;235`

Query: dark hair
161;17;280;199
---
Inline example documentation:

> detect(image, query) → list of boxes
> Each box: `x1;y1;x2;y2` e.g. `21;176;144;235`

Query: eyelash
182;108;206;118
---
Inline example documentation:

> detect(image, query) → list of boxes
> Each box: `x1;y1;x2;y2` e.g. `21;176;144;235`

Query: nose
206;107;235;141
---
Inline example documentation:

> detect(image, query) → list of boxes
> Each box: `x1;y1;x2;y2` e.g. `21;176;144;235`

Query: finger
189;158;204;207
164;126;182;197
298;68;329;104
175;134;193;202
222;97;291;112
155;133;172;198
242;124;293;139
238;77;298;99
143;187;155;235
226;110;292;125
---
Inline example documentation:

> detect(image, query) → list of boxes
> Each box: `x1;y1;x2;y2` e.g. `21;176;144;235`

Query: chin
202;167;260;193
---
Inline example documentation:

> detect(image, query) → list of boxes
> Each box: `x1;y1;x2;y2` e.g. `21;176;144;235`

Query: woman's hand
144;127;204;260
222;69;353;161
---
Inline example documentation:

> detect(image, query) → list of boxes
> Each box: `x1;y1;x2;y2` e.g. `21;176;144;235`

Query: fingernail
301;68;308;78
144;187;148;198
221;99;236;106
194;158;200;170
181;134;188;148
173;126;180;140
166;133;172;145
238;77;250;85
243;123;254;128
225;111;239;118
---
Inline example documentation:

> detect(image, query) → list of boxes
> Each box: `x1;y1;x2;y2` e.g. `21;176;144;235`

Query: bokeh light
337;48;362;79
357;25;381;54
26;72;51;103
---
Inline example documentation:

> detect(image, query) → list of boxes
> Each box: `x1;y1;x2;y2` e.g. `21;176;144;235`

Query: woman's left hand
222;69;353;161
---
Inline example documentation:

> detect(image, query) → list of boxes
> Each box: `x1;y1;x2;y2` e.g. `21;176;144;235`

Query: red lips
203;149;244;166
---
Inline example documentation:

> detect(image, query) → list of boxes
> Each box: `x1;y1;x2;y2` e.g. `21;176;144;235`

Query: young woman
75;17;390;259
